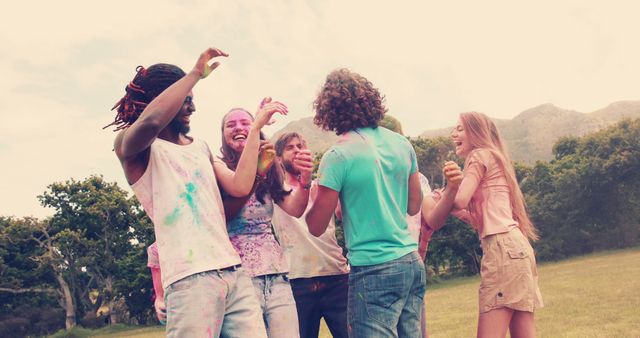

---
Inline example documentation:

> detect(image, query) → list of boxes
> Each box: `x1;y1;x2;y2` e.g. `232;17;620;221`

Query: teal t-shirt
318;127;419;266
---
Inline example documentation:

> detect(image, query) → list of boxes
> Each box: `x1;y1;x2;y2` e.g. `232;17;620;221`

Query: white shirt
131;138;240;289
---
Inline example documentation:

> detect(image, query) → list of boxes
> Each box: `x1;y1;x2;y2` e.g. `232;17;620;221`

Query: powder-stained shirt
318;127;419;266
227;193;288;277
463;148;518;239
131;138;241;290
272;183;349;279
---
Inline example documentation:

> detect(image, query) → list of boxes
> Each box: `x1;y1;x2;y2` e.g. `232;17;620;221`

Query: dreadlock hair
219;108;291;204
105;63;186;131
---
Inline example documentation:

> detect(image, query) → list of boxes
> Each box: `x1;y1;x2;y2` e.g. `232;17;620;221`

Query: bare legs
477;308;535;338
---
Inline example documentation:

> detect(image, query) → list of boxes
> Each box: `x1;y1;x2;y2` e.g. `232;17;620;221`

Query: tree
0;217;65;336
523;118;640;260
35;175;154;327
409;136;457;189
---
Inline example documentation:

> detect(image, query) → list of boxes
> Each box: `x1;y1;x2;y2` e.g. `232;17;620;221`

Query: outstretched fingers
196;47;229;79
255;98;288;128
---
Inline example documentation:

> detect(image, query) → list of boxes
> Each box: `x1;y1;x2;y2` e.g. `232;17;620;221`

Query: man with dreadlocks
108;48;287;338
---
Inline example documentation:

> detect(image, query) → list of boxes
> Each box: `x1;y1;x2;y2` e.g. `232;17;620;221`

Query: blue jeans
348;251;426;338
291;273;349;338
165;267;267;338
252;274;300;338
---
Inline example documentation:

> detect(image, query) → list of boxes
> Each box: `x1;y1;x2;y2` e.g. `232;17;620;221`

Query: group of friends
107;47;543;338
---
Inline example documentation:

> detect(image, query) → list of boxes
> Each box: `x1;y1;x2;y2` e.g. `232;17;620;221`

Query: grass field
52;248;640;338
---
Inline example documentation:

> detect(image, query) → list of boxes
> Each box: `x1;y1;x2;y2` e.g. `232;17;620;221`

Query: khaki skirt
479;228;544;313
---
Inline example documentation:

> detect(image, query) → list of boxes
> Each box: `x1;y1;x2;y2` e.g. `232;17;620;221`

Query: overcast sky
2;0;639;218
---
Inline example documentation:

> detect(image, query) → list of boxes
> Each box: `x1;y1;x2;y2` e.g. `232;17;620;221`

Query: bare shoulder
113;129;150;185
113;130;126;160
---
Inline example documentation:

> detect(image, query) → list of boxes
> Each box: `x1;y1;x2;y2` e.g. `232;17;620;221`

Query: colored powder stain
180;182;201;224
207;326;213;338
187;249;193;264
164;207;180;226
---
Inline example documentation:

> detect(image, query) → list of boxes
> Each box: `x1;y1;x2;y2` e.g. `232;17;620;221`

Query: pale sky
2;0;639;218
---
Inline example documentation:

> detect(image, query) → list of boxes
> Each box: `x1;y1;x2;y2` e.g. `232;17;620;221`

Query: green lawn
426;248;640;338
53;248;640;338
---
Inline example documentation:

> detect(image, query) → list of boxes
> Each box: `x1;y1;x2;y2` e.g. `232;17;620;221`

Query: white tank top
131;138;240;289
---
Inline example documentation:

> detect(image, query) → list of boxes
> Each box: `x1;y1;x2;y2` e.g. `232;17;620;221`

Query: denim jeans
291;273;349;338
252;274;300;338
348;251;426;338
165;267;267;338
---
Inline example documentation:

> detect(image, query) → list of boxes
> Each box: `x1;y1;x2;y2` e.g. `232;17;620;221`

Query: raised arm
421;161;463;231
306;185;340;236
453;159;484;210
213;98;288;197
277;149;313;217
116;48;228;160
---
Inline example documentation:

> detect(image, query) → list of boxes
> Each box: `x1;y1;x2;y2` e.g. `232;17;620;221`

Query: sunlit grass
425;247;640;338
51;248;640;338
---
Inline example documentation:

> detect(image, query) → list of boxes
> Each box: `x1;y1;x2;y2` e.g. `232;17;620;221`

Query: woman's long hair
460;111;539;241
219;108;290;204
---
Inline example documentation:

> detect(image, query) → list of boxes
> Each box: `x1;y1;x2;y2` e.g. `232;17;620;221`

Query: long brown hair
219;108;290;204
460;111;539;241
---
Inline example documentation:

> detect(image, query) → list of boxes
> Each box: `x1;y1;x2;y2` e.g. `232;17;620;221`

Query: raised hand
443;161;463;188
293;148;314;186
192;47;229;79
253;97;288;130
257;141;276;177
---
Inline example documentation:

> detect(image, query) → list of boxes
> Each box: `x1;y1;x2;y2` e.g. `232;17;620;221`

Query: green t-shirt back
318;127;418;266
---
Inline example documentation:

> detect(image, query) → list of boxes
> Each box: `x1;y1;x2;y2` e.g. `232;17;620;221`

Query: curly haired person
305;69;462;338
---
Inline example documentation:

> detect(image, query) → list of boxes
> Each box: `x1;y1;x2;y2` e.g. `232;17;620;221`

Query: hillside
269;117;339;154
271;101;640;163
421;101;640;163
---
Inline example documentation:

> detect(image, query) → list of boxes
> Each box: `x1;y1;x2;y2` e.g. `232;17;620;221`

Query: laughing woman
450;112;543;338
217;104;314;338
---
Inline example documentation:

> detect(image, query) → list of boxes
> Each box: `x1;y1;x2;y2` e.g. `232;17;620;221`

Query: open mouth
232;134;247;141
454;141;462;147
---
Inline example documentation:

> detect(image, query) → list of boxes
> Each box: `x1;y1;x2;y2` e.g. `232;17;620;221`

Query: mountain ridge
271;100;640;163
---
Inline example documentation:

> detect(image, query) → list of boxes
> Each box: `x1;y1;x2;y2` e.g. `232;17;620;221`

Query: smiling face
451;117;473;158
222;109;253;153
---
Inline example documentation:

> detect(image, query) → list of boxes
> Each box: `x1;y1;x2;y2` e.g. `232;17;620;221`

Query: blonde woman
450;112;543;338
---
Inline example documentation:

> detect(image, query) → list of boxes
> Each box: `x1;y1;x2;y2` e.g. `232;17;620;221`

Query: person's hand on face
293;148;314;186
